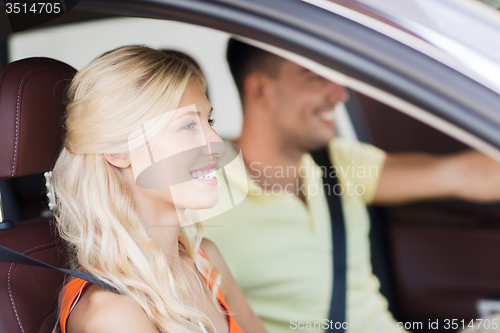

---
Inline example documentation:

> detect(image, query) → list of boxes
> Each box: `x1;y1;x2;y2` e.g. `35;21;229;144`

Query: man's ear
104;153;131;169
244;72;273;106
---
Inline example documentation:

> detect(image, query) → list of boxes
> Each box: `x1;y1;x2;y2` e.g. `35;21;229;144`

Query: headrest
0;58;76;180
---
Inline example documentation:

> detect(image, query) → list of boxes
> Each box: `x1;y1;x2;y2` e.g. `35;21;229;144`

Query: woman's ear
104;153;131;169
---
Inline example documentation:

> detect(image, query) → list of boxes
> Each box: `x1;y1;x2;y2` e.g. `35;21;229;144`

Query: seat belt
0;244;118;293
311;147;347;332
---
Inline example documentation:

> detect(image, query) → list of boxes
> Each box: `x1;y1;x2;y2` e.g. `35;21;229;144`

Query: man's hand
372;150;500;205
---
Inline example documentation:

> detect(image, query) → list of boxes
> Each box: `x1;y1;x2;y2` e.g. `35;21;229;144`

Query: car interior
0;57;77;333
1;8;500;333
350;91;500;330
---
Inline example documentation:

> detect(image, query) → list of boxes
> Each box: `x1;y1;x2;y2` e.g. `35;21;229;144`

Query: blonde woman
52;45;266;333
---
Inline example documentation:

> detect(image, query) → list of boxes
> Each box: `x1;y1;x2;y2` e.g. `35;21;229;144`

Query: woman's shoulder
67;283;159;333
200;238;220;257
200;238;234;299
199;239;268;333
200;238;227;270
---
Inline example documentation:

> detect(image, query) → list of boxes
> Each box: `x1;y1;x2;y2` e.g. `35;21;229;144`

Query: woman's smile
190;163;218;186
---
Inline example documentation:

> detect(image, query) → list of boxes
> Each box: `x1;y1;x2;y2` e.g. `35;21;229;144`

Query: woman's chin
190;194;220;211
168;179;221;212
173;192;220;211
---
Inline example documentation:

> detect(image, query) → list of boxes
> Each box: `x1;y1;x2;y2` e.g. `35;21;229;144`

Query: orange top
59;242;246;333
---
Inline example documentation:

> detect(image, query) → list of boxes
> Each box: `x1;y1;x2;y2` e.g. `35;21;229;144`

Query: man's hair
226;38;284;103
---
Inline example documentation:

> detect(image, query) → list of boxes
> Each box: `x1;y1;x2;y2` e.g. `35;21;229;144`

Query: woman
52;45;267;333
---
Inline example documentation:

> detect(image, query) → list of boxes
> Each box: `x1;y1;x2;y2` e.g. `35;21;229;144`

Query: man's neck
237;120;306;201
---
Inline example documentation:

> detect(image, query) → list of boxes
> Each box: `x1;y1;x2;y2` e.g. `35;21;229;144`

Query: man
202;39;500;333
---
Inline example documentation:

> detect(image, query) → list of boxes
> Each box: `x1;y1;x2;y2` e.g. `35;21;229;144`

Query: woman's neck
145;209;183;257
125;169;183;258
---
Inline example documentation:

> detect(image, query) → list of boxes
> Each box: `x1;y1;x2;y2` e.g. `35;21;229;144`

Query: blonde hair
51;45;222;332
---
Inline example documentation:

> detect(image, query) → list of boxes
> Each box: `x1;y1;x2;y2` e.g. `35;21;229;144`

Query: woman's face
130;79;225;217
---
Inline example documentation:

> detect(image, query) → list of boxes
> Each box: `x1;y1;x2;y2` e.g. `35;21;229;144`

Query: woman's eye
182;121;197;131
208;118;215;127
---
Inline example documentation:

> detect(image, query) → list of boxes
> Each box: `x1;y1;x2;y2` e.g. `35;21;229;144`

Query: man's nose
326;81;349;104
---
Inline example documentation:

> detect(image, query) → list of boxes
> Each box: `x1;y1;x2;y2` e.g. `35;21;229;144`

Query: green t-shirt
201;139;402;333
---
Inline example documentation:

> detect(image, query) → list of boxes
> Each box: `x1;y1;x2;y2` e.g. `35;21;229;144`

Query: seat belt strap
311;147;347;332
0;244;118;293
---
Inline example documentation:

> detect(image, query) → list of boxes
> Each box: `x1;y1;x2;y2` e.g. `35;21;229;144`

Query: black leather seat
0;58;76;333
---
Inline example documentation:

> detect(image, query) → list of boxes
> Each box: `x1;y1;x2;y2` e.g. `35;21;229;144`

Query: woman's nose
203;126;226;158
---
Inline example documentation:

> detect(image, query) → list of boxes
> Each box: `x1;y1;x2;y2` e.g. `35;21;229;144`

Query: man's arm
372;150;500;205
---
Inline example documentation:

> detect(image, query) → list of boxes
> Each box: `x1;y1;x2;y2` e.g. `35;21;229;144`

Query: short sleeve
328;138;386;204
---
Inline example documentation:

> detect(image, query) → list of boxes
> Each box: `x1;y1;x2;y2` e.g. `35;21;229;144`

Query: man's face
268;60;349;151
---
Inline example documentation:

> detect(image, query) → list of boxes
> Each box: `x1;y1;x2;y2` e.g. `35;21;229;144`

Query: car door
2;0;500;330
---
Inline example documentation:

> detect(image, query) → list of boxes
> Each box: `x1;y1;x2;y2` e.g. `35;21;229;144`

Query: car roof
2;0;500;156
3;0;500;78
320;0;500;91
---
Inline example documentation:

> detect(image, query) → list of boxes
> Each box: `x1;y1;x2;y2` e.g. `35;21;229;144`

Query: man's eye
309;75;323;81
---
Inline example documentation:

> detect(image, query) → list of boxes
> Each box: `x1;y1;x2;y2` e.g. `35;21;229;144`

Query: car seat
0;57;76;333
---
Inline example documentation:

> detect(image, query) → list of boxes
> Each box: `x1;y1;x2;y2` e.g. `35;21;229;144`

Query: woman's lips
192;176;218;186
190;168;218;186
190;161;217;173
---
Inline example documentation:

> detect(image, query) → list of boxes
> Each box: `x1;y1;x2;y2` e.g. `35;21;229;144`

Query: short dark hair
226;38;284;103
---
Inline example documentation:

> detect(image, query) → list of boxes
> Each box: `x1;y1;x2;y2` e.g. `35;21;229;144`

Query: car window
4;6;500;330
8;17;242;139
